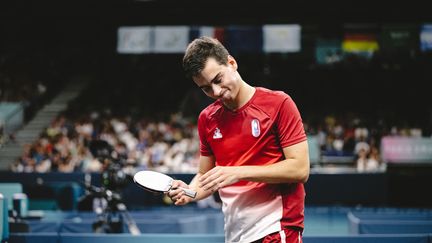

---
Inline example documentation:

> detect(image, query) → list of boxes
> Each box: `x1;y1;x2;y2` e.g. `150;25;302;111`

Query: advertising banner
381;136;432;163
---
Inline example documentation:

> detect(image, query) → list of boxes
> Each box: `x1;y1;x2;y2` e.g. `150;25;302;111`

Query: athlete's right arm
170;155;215;205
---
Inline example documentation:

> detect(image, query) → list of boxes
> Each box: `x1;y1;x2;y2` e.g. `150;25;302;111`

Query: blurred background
1;1;432;242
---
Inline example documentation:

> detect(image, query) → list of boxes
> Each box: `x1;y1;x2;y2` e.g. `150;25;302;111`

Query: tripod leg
117;203;141;235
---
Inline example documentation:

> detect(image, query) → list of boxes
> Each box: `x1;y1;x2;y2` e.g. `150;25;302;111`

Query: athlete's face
193;56;241;105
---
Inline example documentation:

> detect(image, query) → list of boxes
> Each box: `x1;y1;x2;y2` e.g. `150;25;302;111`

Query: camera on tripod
91;141;129;193
77;140;140;235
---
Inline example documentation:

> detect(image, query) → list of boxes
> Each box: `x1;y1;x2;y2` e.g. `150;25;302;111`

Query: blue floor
304;206;350;236
21;205;432;236
8;206;432;243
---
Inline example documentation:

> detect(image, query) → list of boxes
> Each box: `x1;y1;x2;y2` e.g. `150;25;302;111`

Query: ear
227;55;238;70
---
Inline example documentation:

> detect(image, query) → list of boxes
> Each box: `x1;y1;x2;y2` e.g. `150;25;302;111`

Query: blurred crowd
304;113;424;173
9;111;200;174
8;108;428;174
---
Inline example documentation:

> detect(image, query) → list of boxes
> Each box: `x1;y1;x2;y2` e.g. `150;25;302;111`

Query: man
169;36;310;243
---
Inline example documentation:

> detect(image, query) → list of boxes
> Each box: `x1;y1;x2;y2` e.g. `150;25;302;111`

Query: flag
190;26;225;43
342;33;379;58
117;26;152;54
315;38;342;65
225;25;262;54
381;24;417;53
154;26;190;53
420;24;432;52
263;24;301;53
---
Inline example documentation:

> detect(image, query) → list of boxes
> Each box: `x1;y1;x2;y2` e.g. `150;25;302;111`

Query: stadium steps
0;79;88;169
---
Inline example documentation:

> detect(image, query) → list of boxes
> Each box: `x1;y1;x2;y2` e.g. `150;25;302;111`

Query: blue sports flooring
16;205;432;235
304;206;350;235
6;206;432;243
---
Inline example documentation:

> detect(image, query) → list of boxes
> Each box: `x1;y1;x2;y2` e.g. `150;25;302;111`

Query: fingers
167;180;191;205
171;180;186;189
199;167;226;191
168;187;184;201
174;196;190;206
201;179;221;191
167;190;191;206
199;167;219;190
198;166;239;191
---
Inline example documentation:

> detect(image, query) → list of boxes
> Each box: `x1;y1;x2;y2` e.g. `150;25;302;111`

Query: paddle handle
180;187;197;198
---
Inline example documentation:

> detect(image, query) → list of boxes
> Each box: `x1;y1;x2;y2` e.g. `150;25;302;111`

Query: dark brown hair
182;36;229;80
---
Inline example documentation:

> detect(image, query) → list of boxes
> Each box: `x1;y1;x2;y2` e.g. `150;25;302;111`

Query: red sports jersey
198;87;307;243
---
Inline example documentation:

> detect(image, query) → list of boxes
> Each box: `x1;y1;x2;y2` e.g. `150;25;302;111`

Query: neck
224;82;255;111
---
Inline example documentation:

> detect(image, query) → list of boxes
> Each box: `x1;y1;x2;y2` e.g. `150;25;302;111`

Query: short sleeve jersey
197;87;307;243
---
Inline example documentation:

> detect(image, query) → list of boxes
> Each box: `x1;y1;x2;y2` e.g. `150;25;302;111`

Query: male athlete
169;36;310;243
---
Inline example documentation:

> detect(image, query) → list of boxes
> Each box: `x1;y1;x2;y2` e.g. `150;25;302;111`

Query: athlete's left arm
198;140;310;191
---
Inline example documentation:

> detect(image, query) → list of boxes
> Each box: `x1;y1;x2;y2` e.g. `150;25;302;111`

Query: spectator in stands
356;148;369;172
356;146;385;173
366;146;385;172
332;134;345;155
316;124;327;151
354;135;370;155
15;143;36;172
169;36;310;243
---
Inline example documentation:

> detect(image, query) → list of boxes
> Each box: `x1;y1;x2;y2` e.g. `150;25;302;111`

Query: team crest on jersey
251;119;260;137
213;127;223;139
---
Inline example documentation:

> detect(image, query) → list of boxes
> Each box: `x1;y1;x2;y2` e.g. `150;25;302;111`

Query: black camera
89;140;130;191
78;139;140;234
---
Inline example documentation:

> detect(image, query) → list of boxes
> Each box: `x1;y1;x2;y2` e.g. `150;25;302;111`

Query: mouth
220;90;229;99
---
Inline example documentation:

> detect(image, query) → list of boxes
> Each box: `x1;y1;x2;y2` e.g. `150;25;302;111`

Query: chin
220;96;232;102
222;92;231;100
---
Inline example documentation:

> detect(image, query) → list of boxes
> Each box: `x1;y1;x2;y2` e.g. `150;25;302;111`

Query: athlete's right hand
167;180;194;205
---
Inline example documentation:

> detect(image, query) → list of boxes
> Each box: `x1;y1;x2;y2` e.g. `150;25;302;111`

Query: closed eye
201;86;211;93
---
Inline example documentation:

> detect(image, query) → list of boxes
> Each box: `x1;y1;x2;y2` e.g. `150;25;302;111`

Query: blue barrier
0;183;23;210
304;234;430;243
349;210;432;220
2;170;432;207
348;211;432;234
1;193;7;242
349;213;432;220
27;222;59;233
8;232;59;243
59;233;225;243
8;233;432;243
24;210;225;234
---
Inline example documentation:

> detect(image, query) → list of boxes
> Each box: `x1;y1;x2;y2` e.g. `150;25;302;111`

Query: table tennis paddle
133;170;197;198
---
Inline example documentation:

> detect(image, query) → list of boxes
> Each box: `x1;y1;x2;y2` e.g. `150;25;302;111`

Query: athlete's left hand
199;166;240;191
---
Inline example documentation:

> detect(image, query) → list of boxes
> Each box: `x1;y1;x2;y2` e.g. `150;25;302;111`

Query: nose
212;84;223;97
